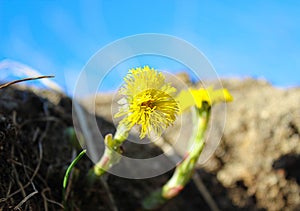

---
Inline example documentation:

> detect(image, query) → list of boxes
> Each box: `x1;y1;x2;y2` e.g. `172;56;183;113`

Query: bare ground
0;77;299;210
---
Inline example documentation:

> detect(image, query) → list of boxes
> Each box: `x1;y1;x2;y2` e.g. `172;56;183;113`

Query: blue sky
1;0;299;93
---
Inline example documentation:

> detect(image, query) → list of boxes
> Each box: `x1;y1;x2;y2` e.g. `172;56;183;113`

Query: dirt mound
0;76;299;210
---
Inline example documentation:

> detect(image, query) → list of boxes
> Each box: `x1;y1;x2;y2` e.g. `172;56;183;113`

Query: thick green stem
143;104;211;209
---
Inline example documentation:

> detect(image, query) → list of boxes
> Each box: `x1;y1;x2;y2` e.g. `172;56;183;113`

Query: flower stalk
162;103;210;198
142;103;211;209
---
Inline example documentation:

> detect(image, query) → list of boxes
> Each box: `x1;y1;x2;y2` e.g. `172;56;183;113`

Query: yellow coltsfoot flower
176;87;233;112
115;66;179;139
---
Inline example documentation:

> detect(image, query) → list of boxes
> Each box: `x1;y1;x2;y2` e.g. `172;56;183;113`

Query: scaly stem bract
92;124;129;176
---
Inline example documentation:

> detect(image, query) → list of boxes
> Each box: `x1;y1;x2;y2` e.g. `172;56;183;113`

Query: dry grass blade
42;188;64;211
14;190;38;210
100;177;119;211
193;172;220;211
0;75;54;89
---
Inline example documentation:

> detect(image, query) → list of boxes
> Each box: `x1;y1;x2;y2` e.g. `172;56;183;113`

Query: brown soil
0;77;299;211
